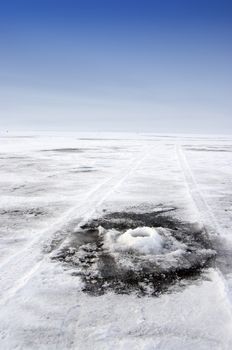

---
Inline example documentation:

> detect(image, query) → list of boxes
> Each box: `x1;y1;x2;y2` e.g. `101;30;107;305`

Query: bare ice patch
52;208;216;296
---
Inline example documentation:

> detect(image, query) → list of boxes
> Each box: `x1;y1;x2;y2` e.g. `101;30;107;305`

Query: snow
104;226;164;255
0;132;232;349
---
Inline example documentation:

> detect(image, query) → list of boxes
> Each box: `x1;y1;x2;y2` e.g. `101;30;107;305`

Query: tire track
0;146;146;271
0;144;150;306
0;178;114;271
176;142;232;317
176;143;221;236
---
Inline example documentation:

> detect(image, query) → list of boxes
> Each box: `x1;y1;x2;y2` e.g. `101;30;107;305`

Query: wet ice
53;208;216;296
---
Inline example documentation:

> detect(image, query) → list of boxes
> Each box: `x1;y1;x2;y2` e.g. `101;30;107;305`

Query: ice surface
0;132;232;349
104;226;164;254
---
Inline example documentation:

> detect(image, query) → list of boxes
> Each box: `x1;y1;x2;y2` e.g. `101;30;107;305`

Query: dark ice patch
0;155;28;160
53;208;216;296
0;207;47;217
71;166;96;173
184;146;232;153
42;148;85;153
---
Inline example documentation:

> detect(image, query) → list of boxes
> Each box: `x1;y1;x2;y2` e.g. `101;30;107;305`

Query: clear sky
0;0;232;133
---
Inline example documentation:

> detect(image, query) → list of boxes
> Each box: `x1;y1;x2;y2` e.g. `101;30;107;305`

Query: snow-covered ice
104;226;164;254
0;132;232;349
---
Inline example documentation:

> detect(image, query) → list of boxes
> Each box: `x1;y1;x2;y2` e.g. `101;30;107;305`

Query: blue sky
0;0;232;133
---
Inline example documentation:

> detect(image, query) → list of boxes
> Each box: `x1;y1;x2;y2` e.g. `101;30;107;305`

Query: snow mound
104;226;164;255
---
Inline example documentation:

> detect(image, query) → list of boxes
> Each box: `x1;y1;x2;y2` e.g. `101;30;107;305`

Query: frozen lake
0;132;232;349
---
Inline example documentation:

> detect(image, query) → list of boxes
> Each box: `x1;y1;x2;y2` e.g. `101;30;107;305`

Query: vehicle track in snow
0;145;150;306
176;143;221;236
176;143;232;315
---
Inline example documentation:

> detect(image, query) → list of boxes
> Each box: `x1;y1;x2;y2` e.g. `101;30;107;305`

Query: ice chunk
105;226;164;255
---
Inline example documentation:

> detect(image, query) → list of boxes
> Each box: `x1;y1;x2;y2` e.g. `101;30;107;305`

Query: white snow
0;132;232;349
118;226;163;254
102;225;187;258
104;226;164;255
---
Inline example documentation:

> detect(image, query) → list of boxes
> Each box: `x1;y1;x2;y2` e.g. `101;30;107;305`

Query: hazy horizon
1;0;232;133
